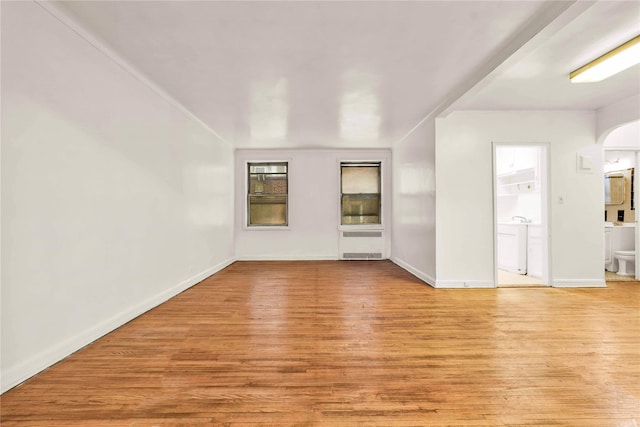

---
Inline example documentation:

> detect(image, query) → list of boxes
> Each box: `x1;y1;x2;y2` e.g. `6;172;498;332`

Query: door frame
492;142;552;287
633;150;640;280
603;148;640;280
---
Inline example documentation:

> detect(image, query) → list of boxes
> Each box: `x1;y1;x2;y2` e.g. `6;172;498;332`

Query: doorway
603;149;639;281
493;143;550;287
601;120;640;282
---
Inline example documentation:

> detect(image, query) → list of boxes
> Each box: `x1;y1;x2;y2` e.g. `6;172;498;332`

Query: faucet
512;215;528;223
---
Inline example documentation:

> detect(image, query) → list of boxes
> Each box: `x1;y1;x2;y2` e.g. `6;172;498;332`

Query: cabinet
496;146;540;197
496;146;538;175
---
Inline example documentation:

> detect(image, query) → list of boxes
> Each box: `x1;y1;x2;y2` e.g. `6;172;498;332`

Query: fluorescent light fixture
570;35;640;83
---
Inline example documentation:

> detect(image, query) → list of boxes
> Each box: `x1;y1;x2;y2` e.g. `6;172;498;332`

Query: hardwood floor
497;269;545;287
2;261;639;426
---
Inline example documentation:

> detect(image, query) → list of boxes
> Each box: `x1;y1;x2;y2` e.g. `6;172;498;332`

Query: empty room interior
1;1;639;425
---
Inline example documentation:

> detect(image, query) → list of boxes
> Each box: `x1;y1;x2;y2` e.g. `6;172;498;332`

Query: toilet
614;250;636;276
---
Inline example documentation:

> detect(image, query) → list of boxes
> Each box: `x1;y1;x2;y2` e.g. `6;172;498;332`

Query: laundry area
495;145;548;287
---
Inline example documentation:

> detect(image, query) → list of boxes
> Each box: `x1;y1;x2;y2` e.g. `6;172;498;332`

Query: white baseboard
435;279;496;289
552;279;607;288
390;257;436;287
237;255;339;261
1;256;236;394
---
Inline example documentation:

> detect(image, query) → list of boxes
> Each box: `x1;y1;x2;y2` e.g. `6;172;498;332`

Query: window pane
341;194;380;224
249;164;287;174
340;162;381;225
249;173;287;194
248;195;287;225
341;166;379;194
247;161;288;227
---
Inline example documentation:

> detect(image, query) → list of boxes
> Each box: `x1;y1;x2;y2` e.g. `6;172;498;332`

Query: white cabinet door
514;146;538;171
496;147;515;175
497;146;538;174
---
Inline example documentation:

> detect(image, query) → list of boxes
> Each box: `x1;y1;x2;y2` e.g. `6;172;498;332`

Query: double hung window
247;162;288;226
340;162;381;225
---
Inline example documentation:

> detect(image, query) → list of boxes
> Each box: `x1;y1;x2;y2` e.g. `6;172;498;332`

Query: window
341;162;381;225
247;162;288;226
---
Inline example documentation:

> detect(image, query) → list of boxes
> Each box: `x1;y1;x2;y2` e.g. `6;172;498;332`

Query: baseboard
1;256;236;394
435;279;496;289
552;279;607;288
390;257;436;287
236;255;339;261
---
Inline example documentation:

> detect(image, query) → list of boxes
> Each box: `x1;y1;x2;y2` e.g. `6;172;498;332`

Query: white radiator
339;231;384;260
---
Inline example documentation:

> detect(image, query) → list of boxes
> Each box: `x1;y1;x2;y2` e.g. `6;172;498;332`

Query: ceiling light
570;35;640;83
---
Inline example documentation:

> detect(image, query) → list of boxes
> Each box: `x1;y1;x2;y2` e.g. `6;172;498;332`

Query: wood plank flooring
2;261;639;426
497;269;545;287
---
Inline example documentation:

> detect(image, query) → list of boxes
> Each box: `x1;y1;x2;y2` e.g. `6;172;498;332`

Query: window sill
338;224;384;231
244;225;290;231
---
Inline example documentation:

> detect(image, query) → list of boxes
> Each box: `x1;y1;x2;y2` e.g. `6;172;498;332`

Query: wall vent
342;252;383;260
339;230;384;260
342;231;382;238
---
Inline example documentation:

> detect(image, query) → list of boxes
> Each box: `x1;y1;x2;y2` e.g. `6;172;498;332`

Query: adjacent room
2;0;639;425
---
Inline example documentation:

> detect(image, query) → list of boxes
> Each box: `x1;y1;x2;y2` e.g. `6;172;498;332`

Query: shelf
497;168;538;195
498;167;535;182
500;179;536;187
497;167;535;177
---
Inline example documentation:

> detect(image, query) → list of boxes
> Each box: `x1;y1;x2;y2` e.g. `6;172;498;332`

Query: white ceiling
452;1;640;112
54;1;640;148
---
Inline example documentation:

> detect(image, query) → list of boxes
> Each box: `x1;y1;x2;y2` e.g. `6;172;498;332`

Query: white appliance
527;224;542;279
497;223;527;274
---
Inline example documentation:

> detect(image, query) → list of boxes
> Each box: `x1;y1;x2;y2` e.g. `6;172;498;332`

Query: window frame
245;160;290;230
339;160;383;230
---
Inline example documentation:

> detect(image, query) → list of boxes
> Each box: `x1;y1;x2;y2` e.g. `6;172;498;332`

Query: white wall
1;2;235;392
497;192;542;224
235;149;391;260
391;119;436;286
436;111;604;287
604;151;636;173
602;120;640;150
596;94;640;142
